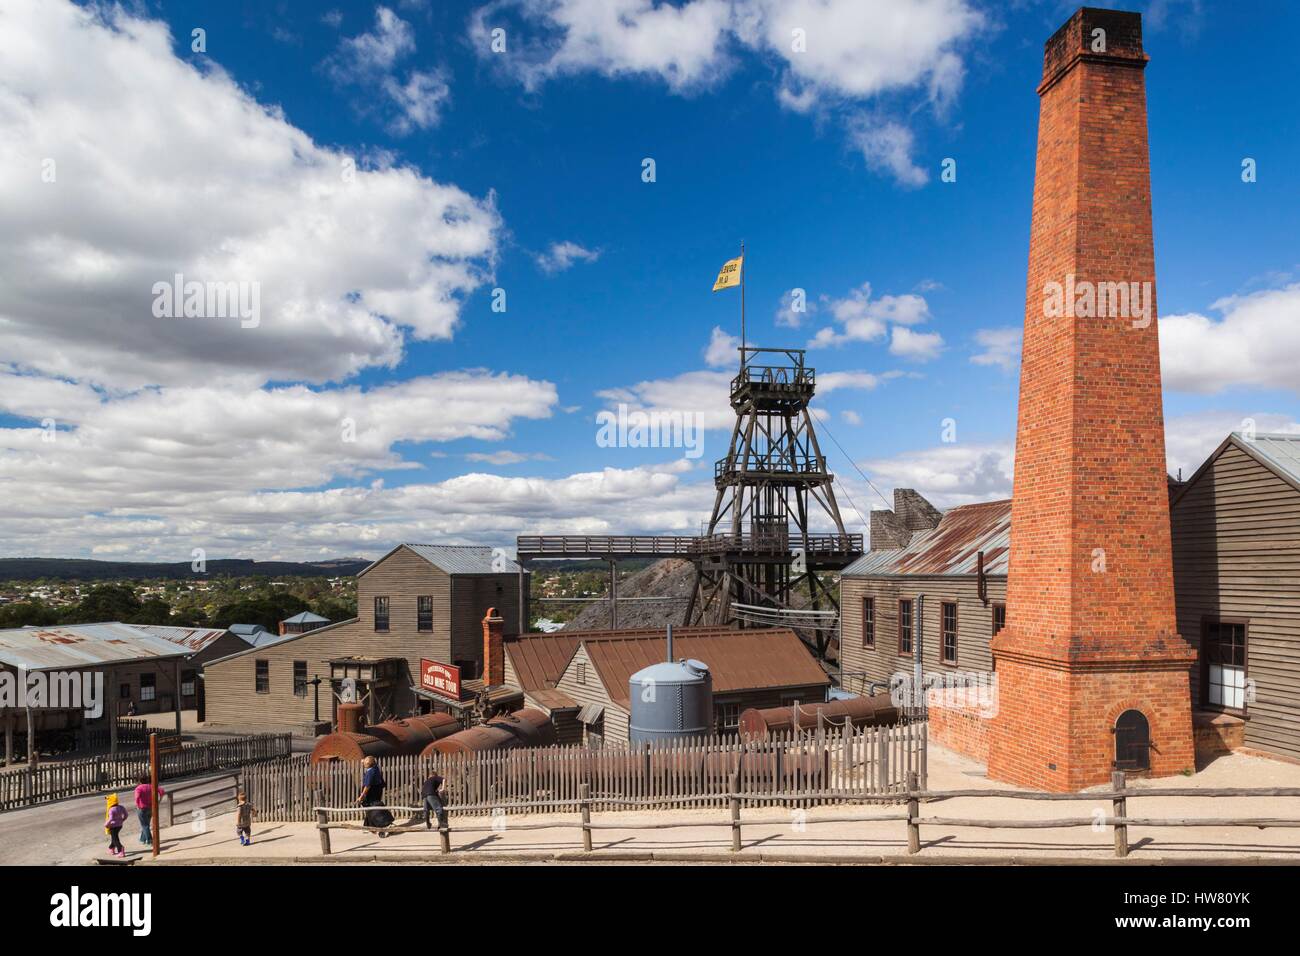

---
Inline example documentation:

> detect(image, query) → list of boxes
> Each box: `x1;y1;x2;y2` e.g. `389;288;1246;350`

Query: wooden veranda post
317;808;331;855
729;772;741;852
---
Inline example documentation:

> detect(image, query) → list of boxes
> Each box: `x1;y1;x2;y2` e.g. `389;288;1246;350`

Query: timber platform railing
311;771;1300;859
516;532;863;560
0;733;291;812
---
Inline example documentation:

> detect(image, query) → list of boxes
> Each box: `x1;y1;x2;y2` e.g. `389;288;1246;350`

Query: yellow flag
712;255;743;292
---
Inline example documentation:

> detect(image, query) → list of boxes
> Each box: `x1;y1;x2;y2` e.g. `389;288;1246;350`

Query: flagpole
740;239;746;371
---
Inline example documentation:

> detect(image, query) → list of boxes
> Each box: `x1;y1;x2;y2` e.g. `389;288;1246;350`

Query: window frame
255;659;270;694
373;595;390;632
293;660;308;698
417;595;433;632
1200;616;1248;714
992;602;1007;637
940;601;958;665
180;669;197;698
139;672;156;702
862;596;875;648
897;599;913;657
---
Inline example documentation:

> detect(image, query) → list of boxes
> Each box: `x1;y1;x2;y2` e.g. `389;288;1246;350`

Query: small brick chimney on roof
482;607;505;686
987;7;1195;791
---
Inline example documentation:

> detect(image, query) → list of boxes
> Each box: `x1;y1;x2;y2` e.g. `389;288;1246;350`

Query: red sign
420;659;461;701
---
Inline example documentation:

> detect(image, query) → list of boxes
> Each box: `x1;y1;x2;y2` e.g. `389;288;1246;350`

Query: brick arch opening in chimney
1114;709;1152;772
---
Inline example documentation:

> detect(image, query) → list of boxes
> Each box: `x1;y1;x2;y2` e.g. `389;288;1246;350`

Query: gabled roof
359;544;522;577
577;629;830;710
202;618;359;667
1173;432;1300;508
503;624;740;693
845;499;1012;577
0;622;191;671
281;611;330;625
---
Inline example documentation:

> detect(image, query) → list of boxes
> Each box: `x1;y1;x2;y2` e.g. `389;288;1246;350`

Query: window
941;602;958;664
119;682;131;700
255;660;269;694
862;597;875;648
374;596;390;631
992;603;1007;636
417;595;433;631
717;702;741;733
139;672;156;702
180;670;196;697
293;661;308;698
455;659;480;680
1202;619;1247;711
576;662;586;685
898;599;913;655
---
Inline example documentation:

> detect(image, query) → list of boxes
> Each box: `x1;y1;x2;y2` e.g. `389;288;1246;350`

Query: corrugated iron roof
844;499;1012;577
134;624;229;654
580;628;830;710
360;544;523;576
526;688;579;710
503;624;740;693
281;611;330;625
0;622;191;671
1242;432;1300;486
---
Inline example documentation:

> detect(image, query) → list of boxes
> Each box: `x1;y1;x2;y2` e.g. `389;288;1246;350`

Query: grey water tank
629;659;713;746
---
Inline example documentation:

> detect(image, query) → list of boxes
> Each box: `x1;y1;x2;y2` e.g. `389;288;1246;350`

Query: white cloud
598;370;735;430
847;115;928;188
0;0;497;392
1161;284;1300;395
808;283;932;348
327;6;451;132
842;409;862;426
862;441;1014;509
889;327;944;362
534;240;601;274
970;327;1021;373
819;371;883;394
471;0;983;185
775;288;815;328
471;0;735;92
703;326;740;367
464;450;554;465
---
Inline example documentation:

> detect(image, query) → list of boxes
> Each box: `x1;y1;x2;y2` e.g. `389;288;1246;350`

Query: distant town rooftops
847;499;1012;577
0;622;191;671
359;544;522;577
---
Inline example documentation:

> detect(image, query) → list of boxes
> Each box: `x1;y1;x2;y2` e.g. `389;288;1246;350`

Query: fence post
438;814;451;854
1111;770;1128;858
317;808;331;855
729;771;741;852
579;782;593;852
906;770;920;855
167;790;174;828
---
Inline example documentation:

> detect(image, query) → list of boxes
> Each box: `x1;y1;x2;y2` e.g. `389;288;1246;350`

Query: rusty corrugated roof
134;624;229;653
0;622;191;671
845;499;1012;577
503;624;742;693
581;629;830;710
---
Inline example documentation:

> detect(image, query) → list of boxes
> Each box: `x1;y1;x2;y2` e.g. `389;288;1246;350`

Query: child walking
104;792;128;857
235;791;256;846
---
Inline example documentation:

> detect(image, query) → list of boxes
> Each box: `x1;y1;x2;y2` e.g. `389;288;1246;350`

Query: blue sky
0;0;1296;560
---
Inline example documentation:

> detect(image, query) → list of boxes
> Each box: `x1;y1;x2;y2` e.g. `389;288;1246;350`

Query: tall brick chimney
482;607;505;686
987;7;1196;791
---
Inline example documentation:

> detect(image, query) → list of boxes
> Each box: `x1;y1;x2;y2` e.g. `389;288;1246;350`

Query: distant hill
0;557;370;582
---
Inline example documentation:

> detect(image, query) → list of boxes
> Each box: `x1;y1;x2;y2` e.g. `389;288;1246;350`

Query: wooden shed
1171;432;1300;761
202;544;527;731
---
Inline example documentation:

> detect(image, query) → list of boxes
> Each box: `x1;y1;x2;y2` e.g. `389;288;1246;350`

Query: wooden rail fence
311;770;1300;859
245;722;927;822
0;733;291;811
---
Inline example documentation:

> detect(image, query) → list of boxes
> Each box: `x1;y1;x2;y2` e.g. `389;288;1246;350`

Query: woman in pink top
133;775;164;846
